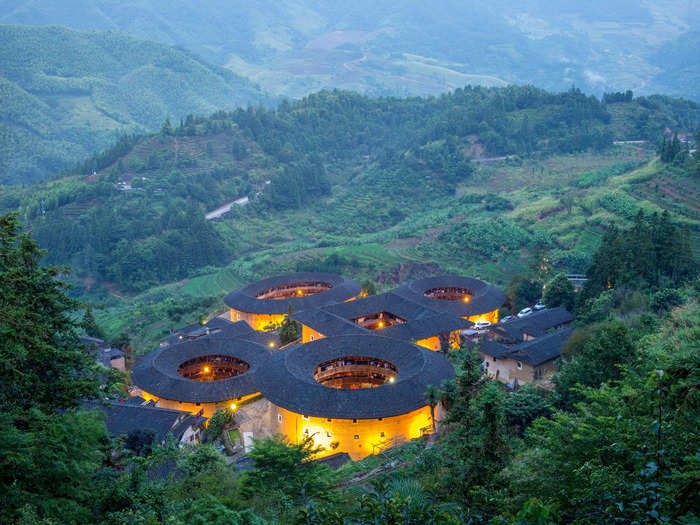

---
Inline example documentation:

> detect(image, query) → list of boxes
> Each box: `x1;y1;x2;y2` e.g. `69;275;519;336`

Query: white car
517;307;533;318
533;301;546;311
473;320;492;330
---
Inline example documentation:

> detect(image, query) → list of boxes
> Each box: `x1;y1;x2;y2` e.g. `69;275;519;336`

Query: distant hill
2;1;699;101
0;25;272;184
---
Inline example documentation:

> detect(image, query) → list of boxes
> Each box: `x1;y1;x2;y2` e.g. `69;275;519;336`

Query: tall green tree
0;213;99;411
81;303;105;339
552;320;636;410
242;435;332;516
423;385;441;432
506;274;542;313
543;273;576;311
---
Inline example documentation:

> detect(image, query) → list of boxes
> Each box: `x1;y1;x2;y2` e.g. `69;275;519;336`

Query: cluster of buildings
95;272;574;461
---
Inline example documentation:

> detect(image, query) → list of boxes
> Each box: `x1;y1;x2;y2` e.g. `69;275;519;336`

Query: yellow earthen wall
467;308;499;325
230;308;285;331
415;330;461;352
274;405;436;460
301;325;327;343
140;391;259;419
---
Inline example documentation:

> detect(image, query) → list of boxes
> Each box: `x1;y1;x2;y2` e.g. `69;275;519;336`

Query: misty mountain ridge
2;0;699;101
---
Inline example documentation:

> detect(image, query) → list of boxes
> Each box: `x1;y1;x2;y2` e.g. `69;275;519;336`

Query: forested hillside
1;86;698;352
0;25;272;184
2;0;699;101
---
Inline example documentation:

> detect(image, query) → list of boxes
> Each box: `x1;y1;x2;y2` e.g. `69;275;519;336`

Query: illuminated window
277;414;282;423
327;418;332;422
377;418;383;421
353;419;357;423
517;361;523;370
326;431;332;437
310;335;314;341
304;428;309;434
195;403;200;406
354;435;359;440
380;432;385;438
302;415;309;420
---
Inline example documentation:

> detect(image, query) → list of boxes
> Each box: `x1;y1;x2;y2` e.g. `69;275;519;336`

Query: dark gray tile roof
132;336;271;403
123;396;146;405
488;307;574;342
322;292;437;321
224;272;362;315
392;275;506;317
160;318;255;347
507;328;573;366
291;309;367;336
256;335;455;419
381;314;470;342
89;401;190;443
479;327;573;366
291;292;470;342
224;272;361;315
96;346;125;368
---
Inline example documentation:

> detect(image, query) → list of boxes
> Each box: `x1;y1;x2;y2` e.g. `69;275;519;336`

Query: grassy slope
0;25;271;184
93;144;699;353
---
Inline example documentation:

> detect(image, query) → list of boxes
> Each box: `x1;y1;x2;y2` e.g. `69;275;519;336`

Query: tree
650;288;683;313
207;408;235;440
0;213;99;412
543;273;576;311
506;274;542;313
81;303;105;339
361;279;377;297
424;385;440;432
279;305;301;345
242;435;332;514
552;320;636;410
558;192;576;215
504;384;551;435
125;429;157;456
0;409;108;524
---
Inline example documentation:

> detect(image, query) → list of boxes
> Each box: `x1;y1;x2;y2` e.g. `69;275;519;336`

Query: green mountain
0;25;272;184
2;1;699;101
2;87;697;350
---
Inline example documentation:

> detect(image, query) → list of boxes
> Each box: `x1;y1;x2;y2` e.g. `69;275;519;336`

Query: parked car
500;315;515;323
474;320;492;330
517;307;533;318
533;301;546;311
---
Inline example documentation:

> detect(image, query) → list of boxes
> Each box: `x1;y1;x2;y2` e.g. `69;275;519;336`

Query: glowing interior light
268;341;275;348
378;321;384;328
297;289;303;295
389;377;395;383
203;366;210;373
230;403;237;410
463;296;470;303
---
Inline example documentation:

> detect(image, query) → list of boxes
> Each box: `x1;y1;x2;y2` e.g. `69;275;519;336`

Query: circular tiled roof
131;337;270;403
224;272;361;315
256;335;455;419
392;275;506;317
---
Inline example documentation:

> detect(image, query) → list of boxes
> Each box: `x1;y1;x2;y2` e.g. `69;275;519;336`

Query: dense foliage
582;210;696;301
